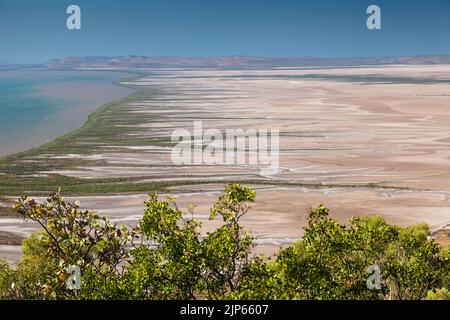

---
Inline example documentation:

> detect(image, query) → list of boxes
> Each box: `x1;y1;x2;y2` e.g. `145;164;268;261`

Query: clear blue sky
1;0;450;63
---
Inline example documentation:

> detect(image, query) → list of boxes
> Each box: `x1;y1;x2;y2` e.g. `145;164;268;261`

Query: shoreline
0;70;138;158
0;77;140;164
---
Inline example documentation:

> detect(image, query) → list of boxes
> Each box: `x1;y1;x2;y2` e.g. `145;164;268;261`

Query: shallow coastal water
0;70;134;156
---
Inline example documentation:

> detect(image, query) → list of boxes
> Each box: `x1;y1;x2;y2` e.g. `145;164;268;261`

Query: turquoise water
0;77;61;132
0;71;133;156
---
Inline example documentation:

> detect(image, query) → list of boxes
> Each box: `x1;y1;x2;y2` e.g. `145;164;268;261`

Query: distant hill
0;64;46;71
45;55;450;70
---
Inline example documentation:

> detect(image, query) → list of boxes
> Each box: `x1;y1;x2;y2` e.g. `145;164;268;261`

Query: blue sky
1;0;450;63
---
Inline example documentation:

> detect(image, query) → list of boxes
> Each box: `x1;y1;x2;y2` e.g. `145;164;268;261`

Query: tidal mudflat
1;65;450;263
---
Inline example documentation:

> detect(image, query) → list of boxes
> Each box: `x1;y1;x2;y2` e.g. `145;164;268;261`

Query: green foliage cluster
236;206;449;300
0;184;448;300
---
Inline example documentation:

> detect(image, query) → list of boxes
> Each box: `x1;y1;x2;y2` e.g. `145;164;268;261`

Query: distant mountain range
22;55;450;70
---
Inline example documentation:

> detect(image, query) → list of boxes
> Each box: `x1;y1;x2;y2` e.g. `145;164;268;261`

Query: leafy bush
0;184;448;300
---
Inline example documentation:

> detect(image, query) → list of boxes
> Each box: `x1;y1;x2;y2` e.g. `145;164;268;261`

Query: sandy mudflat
2;65;450;262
